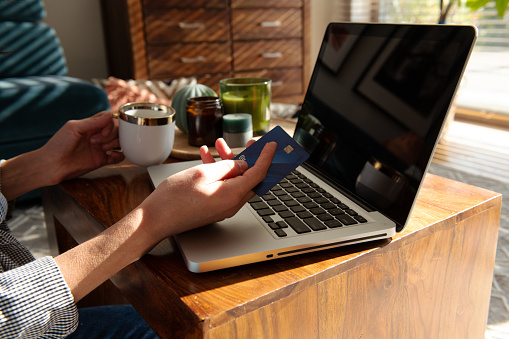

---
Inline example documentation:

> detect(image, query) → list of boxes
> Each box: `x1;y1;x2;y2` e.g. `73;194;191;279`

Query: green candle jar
219;78;271;136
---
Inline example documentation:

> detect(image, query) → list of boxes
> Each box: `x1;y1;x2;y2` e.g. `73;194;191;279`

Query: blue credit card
234;125;310;196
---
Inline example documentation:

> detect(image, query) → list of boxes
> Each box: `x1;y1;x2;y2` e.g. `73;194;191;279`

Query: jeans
66;305;159;339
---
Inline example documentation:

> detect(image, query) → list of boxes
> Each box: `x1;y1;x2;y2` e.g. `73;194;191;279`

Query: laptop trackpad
174;205;274;264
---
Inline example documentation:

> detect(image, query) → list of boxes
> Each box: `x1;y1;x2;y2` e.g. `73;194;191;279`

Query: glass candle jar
186;96;223;147
219;78;271;136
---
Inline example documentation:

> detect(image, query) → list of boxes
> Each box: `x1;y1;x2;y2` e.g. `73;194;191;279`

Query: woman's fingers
200;145;216;164
236;141;277;189
191;159;249;185
215;138;234;160
246;139;256;148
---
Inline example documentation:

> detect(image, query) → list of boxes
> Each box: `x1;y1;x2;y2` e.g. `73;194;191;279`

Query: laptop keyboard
248;170;367;238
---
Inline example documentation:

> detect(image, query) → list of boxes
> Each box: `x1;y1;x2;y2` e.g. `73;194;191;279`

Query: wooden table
42;156;502;338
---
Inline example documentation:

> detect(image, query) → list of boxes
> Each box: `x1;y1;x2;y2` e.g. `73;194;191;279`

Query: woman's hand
55;142;276;303
41;111;124;184
200;137;256;164
140;141;277;238
1;112;124;200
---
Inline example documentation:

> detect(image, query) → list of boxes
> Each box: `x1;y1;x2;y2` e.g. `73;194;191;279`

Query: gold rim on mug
118;102;175;126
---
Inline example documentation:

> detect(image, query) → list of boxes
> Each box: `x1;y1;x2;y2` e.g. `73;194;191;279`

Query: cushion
0;21;67;77
103;77;170;113
0;75;110;160
0;0;45;22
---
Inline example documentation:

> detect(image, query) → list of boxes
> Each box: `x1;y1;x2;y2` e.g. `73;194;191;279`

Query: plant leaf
466;0;508;17
496;0;509;17
466;0;492;11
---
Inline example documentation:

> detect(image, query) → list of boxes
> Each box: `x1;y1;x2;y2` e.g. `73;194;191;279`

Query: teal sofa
0;0;110;161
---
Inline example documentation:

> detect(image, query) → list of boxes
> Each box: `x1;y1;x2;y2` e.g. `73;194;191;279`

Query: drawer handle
260;21;282;27
179;22;205;29
261;52;283;59
181;56;207;63
272;81;283;87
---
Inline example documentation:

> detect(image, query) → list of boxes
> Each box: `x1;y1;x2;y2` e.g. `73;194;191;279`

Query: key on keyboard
249;170;367;237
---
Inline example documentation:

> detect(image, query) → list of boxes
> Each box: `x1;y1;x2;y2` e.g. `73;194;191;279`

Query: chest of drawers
101;0;310;103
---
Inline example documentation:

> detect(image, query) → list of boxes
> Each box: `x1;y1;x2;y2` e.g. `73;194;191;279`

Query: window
330;0;509;124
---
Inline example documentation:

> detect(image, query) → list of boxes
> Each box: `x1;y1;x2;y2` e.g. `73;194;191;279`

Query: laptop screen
294;23;476;231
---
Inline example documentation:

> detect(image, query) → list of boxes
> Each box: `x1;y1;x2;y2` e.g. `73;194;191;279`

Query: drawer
145;9;229;43
148;42;231;78
143;0;227;9
235;68;303;98
233;39;302;71
231;0;302;8
195;73;231;94
232;8;302;40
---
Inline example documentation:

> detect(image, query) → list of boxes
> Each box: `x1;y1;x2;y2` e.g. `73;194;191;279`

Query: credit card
234;125;310;196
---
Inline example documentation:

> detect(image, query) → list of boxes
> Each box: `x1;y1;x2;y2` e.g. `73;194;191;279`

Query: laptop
148;22;477;273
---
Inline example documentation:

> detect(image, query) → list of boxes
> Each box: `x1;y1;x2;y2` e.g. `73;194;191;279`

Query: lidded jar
186;96;223;147
223;113;253;148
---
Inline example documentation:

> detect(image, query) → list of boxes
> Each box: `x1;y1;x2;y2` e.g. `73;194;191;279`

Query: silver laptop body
149;22;477;272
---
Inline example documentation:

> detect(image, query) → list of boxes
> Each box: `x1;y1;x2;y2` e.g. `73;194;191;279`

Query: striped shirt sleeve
0;191;7;225
0;256;78;338
0;191;78;338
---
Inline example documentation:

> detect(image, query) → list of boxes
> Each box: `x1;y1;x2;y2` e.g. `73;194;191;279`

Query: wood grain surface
43;138;502;338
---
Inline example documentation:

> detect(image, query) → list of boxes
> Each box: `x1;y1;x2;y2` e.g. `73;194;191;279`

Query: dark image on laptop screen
294;23;476;231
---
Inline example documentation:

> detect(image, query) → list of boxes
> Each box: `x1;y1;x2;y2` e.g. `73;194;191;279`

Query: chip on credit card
234;125;310;196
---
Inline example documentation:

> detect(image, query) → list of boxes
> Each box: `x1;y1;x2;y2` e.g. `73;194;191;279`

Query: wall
43;0;108;79
44;0;335;81
311;0;349;69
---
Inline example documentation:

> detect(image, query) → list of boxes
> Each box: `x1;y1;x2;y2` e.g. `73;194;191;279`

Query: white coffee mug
118;102;176;167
